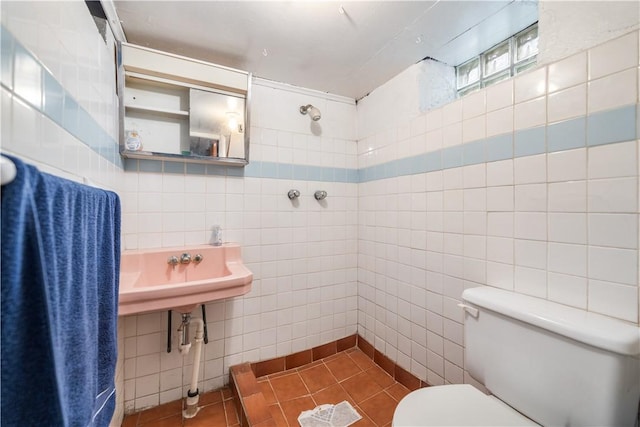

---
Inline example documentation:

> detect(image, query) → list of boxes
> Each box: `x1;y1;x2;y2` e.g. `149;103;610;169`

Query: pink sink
118;244;253;316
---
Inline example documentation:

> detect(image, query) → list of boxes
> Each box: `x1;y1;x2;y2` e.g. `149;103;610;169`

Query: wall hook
314;190;327;200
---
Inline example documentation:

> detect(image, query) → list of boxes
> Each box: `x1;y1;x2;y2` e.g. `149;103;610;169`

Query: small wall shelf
124;105;190;119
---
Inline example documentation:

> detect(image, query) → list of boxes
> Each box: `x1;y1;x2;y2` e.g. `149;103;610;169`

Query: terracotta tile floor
121;387;239;427
122;348;410;427
259;348;411;427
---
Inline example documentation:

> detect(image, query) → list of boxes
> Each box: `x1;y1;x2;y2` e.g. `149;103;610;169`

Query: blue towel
1;155;121;427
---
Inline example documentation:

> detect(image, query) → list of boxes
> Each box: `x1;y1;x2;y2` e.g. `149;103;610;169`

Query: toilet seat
392;384;539;426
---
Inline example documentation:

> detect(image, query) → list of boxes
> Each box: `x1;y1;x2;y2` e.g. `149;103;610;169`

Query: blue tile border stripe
548;117;586;152
3;26;638;184
463;140;485;166
587;104;637;147
125;102;637;183
1;25;122;168
486;134;513;161
514;126;545;157
357;103;637;183
113;99;640;184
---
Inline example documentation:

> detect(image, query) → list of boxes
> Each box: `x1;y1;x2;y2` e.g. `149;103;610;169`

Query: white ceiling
112;1;538;100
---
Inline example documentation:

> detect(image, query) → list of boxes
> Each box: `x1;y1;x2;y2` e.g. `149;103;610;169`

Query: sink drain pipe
178;315;205;418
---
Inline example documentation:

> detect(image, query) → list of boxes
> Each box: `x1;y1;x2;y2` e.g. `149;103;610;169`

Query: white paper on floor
298;400;362;427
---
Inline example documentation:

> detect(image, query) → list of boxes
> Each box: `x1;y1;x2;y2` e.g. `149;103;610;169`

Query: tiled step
230;334;428;427
230;363;275;426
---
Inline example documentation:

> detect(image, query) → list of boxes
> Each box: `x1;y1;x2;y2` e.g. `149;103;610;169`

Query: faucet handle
167;255;179;266
193;254;203;263
314;190;327;200
288;189;300;200
180;253;192;264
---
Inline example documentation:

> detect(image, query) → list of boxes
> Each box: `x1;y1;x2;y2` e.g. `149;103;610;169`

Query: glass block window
516;25;538;62
456;23;538;97
484;41;510;77
457;58;480;88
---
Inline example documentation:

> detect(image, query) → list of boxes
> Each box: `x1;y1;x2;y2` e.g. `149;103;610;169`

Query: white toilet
393;286;640;426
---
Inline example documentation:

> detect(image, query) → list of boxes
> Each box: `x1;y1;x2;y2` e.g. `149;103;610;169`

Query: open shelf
121;149;248;166
124;104;189;119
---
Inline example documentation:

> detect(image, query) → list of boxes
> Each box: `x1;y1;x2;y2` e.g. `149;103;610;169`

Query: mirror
189;89;246;159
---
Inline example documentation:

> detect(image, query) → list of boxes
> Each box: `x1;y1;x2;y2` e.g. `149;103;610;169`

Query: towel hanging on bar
1;154;121;427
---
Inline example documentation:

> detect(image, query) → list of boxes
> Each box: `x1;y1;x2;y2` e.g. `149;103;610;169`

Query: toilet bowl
392;384;537;426
391;287;640;427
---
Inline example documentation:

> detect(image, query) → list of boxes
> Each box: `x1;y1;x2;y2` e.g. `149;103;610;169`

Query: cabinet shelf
121;149;248;166
124;104;189;119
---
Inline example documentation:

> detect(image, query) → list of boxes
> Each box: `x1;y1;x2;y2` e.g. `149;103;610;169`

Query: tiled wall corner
356;29;640;388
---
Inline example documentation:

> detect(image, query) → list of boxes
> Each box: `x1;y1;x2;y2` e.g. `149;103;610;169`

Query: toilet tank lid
462;287;640;356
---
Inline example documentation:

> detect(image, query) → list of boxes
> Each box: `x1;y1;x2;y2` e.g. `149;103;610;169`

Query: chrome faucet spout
180;253;192;264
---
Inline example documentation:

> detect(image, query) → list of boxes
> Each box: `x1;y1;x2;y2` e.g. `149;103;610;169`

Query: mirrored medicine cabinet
117;42;251;166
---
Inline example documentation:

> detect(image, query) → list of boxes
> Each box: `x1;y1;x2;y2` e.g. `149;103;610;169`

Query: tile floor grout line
329;365;363;385
324;354;361;384
222;399;230;426
298;370;313;397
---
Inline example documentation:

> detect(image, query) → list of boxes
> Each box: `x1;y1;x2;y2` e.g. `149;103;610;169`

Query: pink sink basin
118;244;253;316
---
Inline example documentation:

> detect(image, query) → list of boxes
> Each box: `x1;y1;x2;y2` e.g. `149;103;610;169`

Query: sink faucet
180;253;192;264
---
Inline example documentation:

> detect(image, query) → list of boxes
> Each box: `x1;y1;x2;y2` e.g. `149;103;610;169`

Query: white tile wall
356;30;640;388
588;68;638;113
514;96;547;130
588;141;637;179
547;84;587;123
588;32;639;81
514;67;547;103
486;106;514;137
548;149;587;182
548;52;587;93
514;154;547;184
486;79;513;112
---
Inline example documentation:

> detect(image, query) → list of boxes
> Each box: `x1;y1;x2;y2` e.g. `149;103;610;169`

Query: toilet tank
462;287;640;427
